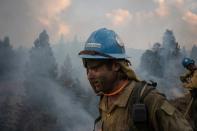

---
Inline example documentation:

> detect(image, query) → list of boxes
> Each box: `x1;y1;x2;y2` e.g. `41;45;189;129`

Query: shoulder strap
129;81;156;131
140;85;156;102
132;81;155;104
131;81;145;104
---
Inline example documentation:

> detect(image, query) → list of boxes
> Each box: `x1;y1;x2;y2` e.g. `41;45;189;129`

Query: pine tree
162;29;176;50
181;46;187;58
139;29;185;98
22;30;59;131
58;54;73;88
140;49;163;77
58;54;83;100
27;30;57;79
161;29;181;59
0;37;26;131
190;45;197;62
0;37;15;80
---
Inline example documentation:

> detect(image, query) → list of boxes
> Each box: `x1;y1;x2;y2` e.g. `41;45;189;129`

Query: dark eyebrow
87;62;104;69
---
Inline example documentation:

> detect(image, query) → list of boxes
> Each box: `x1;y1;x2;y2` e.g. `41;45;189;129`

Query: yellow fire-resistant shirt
96;80;192;131
183;70;197;89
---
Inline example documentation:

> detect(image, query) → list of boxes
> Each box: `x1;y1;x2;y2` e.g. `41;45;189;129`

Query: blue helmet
78;28;129;59
182;58;195;68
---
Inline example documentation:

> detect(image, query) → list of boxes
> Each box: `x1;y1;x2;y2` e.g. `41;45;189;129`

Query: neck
104;79;129;96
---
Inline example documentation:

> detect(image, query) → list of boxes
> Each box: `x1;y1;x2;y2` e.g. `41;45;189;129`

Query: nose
87;68;96;79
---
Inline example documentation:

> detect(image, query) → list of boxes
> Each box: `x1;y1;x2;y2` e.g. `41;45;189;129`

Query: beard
88;76;116;95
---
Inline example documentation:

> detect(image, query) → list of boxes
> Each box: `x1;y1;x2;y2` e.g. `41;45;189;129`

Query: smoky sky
0;0;197;49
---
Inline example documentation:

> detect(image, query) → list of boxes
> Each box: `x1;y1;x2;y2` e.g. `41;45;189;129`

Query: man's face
83;59;119;95
187;64;196;71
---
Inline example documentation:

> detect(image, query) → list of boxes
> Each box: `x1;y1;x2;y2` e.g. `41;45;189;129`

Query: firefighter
78;28;192;131
180;57;197;131
181;58;197;89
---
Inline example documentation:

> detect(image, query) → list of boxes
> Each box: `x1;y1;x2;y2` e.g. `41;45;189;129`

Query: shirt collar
99;80;136;112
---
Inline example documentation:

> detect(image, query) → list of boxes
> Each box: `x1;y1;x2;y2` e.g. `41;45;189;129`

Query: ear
112;62;120;71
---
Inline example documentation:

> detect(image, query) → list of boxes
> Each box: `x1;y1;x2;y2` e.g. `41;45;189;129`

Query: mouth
93;81;101;89
90;79;102;91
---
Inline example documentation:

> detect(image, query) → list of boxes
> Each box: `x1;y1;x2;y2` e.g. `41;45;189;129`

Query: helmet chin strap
101;80;129;96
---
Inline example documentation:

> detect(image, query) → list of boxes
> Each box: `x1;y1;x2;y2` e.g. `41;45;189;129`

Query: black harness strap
129;81;156;131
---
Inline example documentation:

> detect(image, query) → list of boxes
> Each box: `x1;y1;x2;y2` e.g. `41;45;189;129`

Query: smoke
0;32;98;131
29;77;94;131
0;0;71;47
138;29;188;99
105;9;132;26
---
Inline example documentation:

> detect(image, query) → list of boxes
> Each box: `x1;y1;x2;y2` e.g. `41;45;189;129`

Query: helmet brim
79;54;130;59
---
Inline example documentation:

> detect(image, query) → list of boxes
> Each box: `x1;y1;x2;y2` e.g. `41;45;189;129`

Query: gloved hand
182;83;190;89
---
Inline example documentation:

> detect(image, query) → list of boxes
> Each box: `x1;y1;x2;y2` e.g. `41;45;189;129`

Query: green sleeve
144;89;193;131
156;101;193;131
